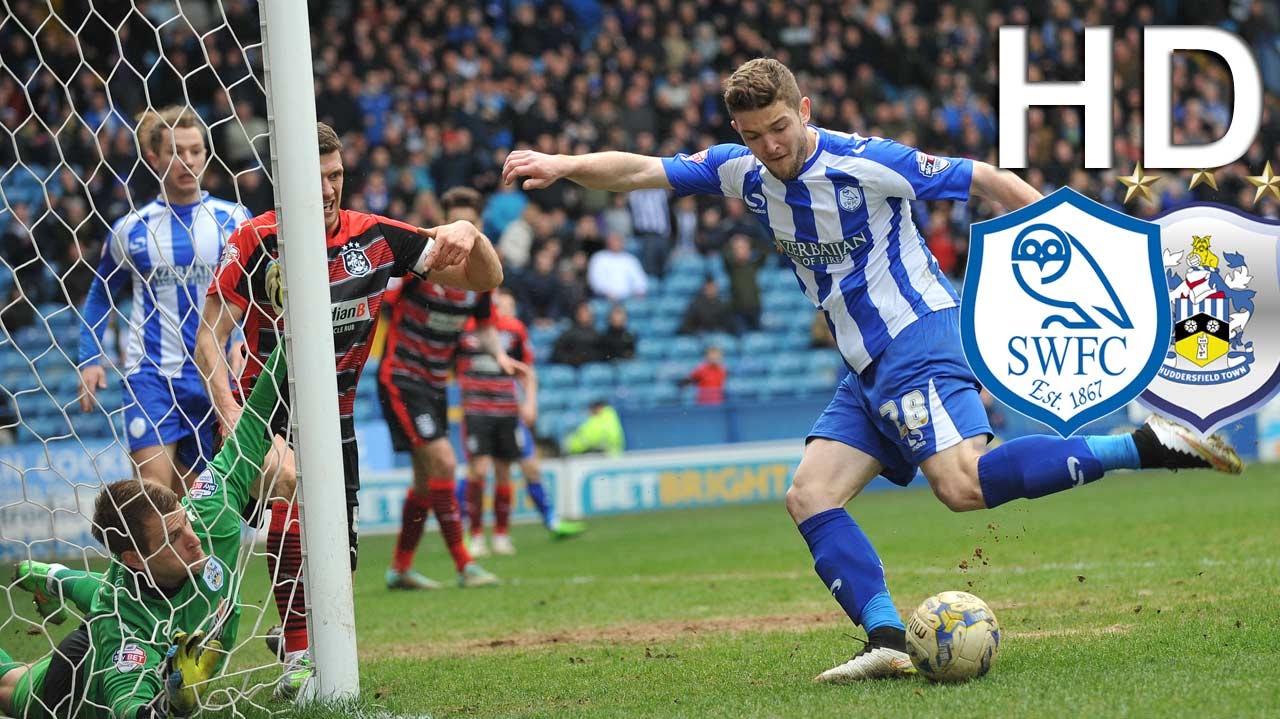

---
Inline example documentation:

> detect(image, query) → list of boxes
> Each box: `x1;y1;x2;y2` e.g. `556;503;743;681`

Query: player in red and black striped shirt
194;124;502;689
379;187;512;590
457;288;584;556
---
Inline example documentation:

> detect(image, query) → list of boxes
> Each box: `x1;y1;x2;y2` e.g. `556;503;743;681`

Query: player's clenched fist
417;221;477;271
502;150;570;190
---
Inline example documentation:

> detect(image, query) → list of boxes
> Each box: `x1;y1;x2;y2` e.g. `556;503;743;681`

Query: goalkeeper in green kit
1;345;296;718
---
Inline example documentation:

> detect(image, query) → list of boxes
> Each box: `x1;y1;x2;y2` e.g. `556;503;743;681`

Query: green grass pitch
5;464;1278;718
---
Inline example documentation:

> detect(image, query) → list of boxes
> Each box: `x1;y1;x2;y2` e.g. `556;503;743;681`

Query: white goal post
259;0;359;702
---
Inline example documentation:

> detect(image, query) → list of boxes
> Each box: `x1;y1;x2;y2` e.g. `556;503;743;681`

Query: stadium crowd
2;0;1280;346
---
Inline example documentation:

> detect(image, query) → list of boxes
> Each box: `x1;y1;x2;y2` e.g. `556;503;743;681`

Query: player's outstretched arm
503;150;673;193
417;222;504;291
969;161;1043;212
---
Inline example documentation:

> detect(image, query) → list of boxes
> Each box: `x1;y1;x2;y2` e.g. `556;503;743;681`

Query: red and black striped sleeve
375;214;431;277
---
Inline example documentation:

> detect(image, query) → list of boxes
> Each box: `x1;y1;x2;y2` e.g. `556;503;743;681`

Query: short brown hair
318;122;342;155
722;58;801;116
441;186;484;213
91;479;180;556
135;105;204;156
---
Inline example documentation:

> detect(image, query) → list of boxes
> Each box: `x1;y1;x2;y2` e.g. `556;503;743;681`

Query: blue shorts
808;308;992;486
122;370;215;473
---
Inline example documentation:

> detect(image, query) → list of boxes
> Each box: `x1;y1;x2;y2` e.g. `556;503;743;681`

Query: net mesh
1;1;292;715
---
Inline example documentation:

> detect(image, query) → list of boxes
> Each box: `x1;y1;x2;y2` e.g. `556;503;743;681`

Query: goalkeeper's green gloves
162;630;225;716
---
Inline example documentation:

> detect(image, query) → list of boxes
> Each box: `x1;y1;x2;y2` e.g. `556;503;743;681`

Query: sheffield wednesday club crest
1140;204;1280;435
962;187;1169;436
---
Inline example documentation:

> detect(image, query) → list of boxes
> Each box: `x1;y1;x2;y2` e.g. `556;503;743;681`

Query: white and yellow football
905;590;1001;682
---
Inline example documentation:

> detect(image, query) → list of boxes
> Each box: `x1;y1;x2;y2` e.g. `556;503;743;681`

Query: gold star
1187;168;1218;192
1116;163;1160;204
1245;161;1280;204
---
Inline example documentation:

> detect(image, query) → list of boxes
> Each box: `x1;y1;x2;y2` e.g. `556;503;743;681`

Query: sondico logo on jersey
1140;205;1280;435
962;187;1169;436
331;297;371;333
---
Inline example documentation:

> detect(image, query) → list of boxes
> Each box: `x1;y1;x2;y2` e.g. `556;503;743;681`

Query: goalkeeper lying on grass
1;345;295;719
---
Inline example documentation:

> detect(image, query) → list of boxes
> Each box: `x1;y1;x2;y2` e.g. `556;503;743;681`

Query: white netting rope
1;1;290;716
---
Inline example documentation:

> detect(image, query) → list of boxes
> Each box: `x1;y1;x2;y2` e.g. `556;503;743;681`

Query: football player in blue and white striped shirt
503;58;1242;682
78;106;250;494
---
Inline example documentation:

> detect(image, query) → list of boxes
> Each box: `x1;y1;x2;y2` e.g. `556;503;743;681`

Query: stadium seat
616;360;658;386
741;332;775;356
648;316;680;337
725;377;764;401
727;353;768;377
665;335;704;360
537;389;568;413
652;295;687;318
701;332;738;355
663;273;704;298
766;352;806;377
578;361;616;387
668;253;705;276
655;359;698;383
635;337;665;360
540;364;577;389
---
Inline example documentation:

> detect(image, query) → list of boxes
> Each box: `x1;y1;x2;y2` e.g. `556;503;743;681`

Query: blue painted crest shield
1139;203;1280;436
961;187;1169;437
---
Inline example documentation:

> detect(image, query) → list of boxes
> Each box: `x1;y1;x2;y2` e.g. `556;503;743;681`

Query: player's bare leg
466;454;493;557
491;460;515;555
131;443;188;495
787;439;915;683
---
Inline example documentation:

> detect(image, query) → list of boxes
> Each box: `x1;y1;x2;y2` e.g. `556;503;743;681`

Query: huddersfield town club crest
961;187;1169;436
1140;204;1280;435
340;242;372;277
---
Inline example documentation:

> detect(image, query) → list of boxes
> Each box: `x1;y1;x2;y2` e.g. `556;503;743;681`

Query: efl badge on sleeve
1139;204;1280;435
961;187;1169;436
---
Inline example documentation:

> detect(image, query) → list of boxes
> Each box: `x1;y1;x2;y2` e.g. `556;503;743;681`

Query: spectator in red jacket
681;346;727;406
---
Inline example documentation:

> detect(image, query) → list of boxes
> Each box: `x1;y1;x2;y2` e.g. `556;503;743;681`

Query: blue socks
526;481;555;528
798;508;904;631
977;433;1138;508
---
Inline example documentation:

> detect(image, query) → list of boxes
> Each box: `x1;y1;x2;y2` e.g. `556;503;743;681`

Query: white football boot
1136;414;1243;474
469;533;490;558
491;533;516;555
814;645;915;683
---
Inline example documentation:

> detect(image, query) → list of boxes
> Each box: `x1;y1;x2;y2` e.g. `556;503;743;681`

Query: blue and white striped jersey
663;128;972;372
79;192;250;377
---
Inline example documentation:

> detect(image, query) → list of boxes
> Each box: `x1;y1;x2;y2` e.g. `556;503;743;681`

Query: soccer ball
905;590;1000;682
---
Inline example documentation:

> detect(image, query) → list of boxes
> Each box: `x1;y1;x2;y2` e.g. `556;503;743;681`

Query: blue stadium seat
767;352;807;377
536;410;564;438
652;295;687;317
666;335;704;360
578;361;616;387
623;296;655;320
662;273;704;297
759;270;795;291
529;325;560;349
763;376;800;398
540;364;577;389
760;311;790;330
725;377;764;401
635;337;665;359
668;253;705;275
741;332;776;356
702;332;738;355
616;360;658;386
655;359;698;383
727;353;768;377
648;316;680;337
537;388;567;413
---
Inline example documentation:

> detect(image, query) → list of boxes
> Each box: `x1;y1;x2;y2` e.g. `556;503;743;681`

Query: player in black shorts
459;289;584;556
378;187;513;589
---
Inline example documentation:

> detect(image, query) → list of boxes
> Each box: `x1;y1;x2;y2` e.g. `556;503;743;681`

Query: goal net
0;1;333;715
